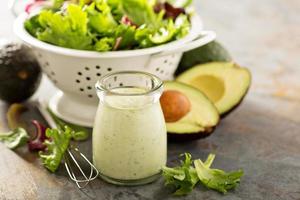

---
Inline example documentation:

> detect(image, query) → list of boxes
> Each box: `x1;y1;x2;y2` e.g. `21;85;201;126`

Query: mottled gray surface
0;0;300;199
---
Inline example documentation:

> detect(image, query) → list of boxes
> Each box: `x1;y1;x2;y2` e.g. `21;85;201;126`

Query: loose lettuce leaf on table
163;153;244;195
162;153;199;195
194;154;244;194
39;126;72;172
0;128;29;149
47;108;89;141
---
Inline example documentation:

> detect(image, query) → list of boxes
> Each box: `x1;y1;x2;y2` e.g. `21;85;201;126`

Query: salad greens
162;153;244;195
0;128;29;149
47;108;89;141
39;124;89;172
194;154;244;194
25;0;193;51
162;153;199;195
39;126;73;172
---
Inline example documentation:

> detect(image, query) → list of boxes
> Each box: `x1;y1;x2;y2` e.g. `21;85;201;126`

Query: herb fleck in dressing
93;87;167;181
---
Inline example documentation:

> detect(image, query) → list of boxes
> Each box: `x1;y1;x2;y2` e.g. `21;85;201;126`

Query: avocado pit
160;90;191;122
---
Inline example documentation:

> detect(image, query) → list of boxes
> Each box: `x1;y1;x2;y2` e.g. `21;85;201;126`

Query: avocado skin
220;84;250;118
0;42;42;103
167;126;215;142
176;40;232;75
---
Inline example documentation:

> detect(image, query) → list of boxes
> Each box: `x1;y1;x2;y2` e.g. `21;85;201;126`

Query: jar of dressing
93;71;167;185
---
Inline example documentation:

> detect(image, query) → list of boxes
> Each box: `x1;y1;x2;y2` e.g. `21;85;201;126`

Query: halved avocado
161;81;219;141
176;62;251;115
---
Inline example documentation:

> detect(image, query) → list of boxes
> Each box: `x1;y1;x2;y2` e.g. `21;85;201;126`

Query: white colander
14;13;216;127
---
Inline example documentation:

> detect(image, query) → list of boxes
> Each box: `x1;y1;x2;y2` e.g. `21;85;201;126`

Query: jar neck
95;71;163;107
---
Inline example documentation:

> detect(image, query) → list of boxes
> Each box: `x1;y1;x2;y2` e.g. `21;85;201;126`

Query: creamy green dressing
93;87;167;180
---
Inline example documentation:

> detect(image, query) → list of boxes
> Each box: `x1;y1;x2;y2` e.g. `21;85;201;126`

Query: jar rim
95;71;163;96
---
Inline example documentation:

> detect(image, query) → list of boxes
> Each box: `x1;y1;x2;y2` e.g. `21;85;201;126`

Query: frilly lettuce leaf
94;37;114;51
118;0;157;27
163;153;244;195
37;4;93;50
39;126;72;172
86;0;117;34
0;128;29;149
24;0;193;51
194;154;244;194
162;153;198;195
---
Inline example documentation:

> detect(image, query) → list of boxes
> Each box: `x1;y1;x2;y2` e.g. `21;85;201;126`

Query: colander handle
152;30;216;57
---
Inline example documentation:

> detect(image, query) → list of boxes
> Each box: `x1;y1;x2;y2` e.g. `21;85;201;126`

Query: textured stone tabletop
0;0;300;199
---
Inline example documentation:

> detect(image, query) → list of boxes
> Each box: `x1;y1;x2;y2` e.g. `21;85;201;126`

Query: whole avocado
0;40;42;103
176;40;232;75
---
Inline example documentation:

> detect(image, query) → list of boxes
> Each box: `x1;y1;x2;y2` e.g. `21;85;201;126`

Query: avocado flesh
163;81;219;135
176;62;251;115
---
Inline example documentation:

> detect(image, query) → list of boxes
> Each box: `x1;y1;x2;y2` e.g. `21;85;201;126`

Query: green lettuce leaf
47;108;89;141
162;153;199;195
119;0;157;27
37;4;92;50
0;128;29;149
194;154;244;194
149;19;176;44
24;0;192;51
94;37;114;51
163;153;243;195
86;0;118;34
24;15;44;37
113;24;136;49
174;14;191;39
39;126;72;172
134;24;155;48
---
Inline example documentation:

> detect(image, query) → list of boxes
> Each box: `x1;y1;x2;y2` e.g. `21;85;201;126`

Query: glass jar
93;71;167;186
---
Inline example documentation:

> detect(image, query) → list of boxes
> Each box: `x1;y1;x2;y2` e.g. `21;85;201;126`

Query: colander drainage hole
86;77;91;81
85;67;90;71
155;67;160;71
107;68;112;71
119;83;123;86
76;79;80;83
96;65;100;69
96;73;101;77
88;94;93;98
51;71;55;76
80;88;84;92
78;72;82;76
164;60;168;64
87;86;92;90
